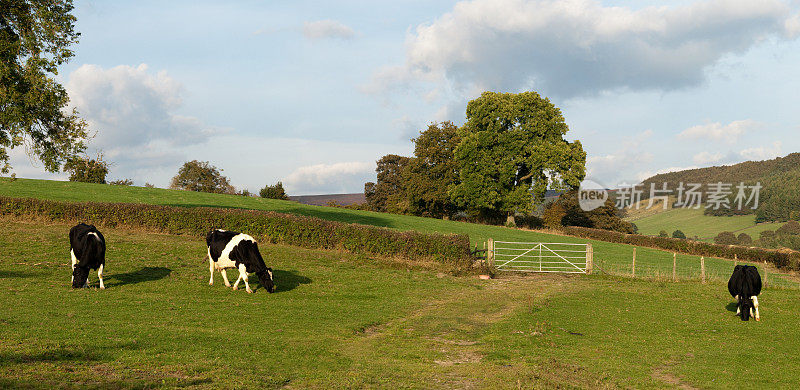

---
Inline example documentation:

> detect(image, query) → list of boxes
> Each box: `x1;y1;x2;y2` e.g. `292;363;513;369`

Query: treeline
358;91;632;233
715;221;800;251
639;153;800;222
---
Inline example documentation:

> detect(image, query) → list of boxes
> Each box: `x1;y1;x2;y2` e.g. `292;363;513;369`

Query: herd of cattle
69;223;763;320
69;223;274;294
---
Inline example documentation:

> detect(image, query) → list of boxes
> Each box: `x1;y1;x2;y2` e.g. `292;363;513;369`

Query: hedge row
561;225;800;270
0;196;474;270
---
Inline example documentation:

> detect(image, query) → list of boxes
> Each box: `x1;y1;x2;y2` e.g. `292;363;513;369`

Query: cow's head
257;268;275;293
738;296;754;321
72;267;89;288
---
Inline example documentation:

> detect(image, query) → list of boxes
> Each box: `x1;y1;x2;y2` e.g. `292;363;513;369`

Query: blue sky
11;0;800;194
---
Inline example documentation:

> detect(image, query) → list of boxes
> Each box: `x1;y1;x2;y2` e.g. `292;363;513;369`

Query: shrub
672;230;686;239
659;230;668;238
714;232;738;246
760;230;776;240
777;221;800;236
109;179;133;186
738;233;753;246
260;181;289;200
144;183;156;188
64;155;109;184
0;196;474;271
542;202;566;229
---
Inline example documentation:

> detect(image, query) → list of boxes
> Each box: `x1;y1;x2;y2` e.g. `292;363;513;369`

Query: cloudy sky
10;0;800;194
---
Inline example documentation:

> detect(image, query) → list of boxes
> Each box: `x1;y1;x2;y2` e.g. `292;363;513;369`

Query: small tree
542;202;566;229
170;160;235;194
63;155;109;184
672;230;686;239
760;230;776;240
738;233;753;246
144;183;156;188
776;221;800;236
659;230;668;238
714;231;738;245
260;181;289;200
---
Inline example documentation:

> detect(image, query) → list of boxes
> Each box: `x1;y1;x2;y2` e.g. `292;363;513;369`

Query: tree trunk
506;213;516;226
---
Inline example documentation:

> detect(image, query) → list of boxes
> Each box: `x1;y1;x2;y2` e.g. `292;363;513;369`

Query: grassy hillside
2;220;800;388
629;208;785;241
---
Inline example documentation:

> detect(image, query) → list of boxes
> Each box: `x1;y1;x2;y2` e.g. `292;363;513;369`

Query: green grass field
2;220;800;388
628;208;785;241
1;177;795;287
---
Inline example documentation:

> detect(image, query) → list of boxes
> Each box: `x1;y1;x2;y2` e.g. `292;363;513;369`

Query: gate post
488;238;495;268
585;244;593;274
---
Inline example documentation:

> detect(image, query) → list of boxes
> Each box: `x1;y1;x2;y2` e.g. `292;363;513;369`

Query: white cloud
65;64;223;182
283;161;374;194
786;13;800;38
677;119;761;144
740;141;782;160
302;20;355;40
586;130;654;184
692;151;725;165
371;0;797;99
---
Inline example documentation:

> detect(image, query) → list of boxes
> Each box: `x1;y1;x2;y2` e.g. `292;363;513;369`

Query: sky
9;0;800;194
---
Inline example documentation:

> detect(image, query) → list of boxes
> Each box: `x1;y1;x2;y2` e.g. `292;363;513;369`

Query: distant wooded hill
639;153;800;222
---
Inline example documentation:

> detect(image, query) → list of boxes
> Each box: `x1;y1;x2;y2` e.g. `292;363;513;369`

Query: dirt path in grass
332;273;614;389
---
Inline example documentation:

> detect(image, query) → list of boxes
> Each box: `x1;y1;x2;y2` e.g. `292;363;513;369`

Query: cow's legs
752;296;760;321
232;269;242;290
97;264;105;290
70;249;78;284
221;269;232;287
208;256;215;285
238;263;253;293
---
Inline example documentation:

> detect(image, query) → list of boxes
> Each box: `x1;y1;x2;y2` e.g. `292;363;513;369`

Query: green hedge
0;196;474;270
561;226;800;270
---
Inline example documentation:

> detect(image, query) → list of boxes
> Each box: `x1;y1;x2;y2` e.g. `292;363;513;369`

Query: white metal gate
489;240;592;274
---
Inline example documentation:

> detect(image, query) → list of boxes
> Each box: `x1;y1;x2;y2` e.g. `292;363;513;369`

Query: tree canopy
364;154;410;213
449;91;586;222
170;160;235;194
63;154;109;184
404;121;461;218
1;0;88;173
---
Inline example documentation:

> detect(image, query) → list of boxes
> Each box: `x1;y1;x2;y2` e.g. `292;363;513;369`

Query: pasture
628;207;785;242
2;220;800;388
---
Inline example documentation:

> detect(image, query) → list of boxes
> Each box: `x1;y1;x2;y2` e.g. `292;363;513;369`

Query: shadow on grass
0;342;139;367
262;269;311;293
0;270;36;279
725;302;738;313
107;267;172;287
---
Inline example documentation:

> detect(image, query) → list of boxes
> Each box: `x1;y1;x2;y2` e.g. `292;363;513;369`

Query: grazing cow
206;229;274;293
69;223;106;289
728;265;762;321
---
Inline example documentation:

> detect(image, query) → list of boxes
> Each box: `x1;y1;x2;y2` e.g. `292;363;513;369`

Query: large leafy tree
260;181;289;200
63;154;109;184
170;160;235;194
404;121;461;218
364;154;410;213
1;0;88;173
450;91;586;223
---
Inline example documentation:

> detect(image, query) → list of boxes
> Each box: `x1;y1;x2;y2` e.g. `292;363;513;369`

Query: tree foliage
738;233;753;246
63;154;108;184
449;92;586;222
260;181;289;200
108;178;133;186
672;230;686;239
364;154;410;213
1;0;88;173
169;160;235;194
545;190;635;233
777;221;800;236
404;121;461;218
714;231;738;246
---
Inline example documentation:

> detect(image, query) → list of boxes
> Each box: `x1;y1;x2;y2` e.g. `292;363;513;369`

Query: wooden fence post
701;256;706;283
585;244;593;274
734;254;738;267
632;248;636;277
673;253;677;282
488;238;494;268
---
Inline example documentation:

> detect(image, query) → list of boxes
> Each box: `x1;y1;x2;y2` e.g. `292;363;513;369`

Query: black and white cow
206;229;274;293
728;265;762;321
69;223;106;289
